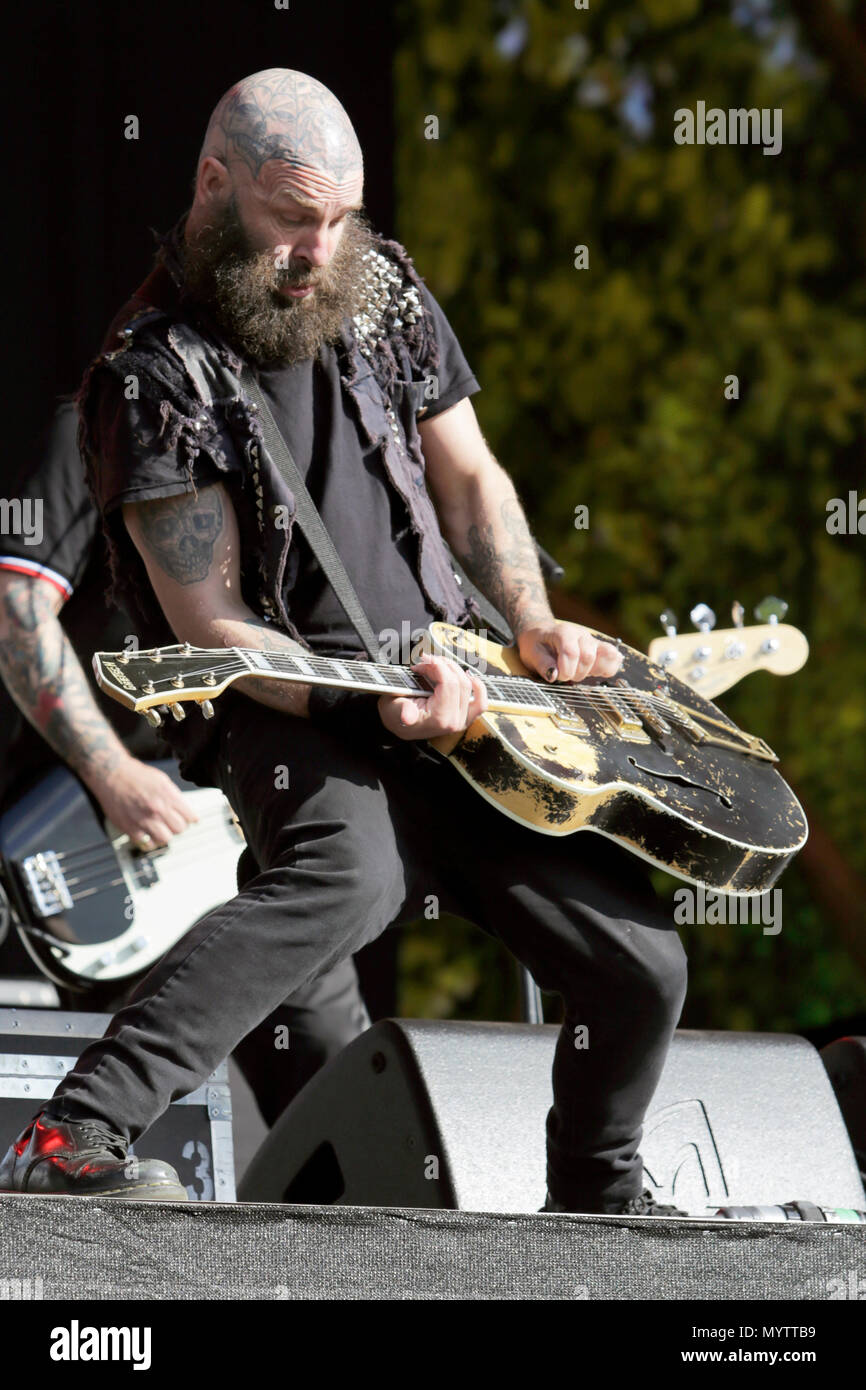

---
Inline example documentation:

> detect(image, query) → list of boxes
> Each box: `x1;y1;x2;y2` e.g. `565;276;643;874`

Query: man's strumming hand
516;620;623;684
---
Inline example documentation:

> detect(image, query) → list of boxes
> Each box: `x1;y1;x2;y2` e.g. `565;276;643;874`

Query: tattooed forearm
209;614;313;718
456;493;553;637
135;488;224;585
0;575;129;784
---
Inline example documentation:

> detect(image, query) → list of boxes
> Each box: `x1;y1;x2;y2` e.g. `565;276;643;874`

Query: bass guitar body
0;762;245;992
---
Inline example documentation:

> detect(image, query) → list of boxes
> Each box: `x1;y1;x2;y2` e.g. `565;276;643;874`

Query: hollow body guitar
92;623;808;897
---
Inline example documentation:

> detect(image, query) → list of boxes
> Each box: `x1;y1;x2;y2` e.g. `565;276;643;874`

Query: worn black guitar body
428;625;809;894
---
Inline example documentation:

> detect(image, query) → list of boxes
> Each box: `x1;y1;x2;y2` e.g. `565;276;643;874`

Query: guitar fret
345;661;376;683
326;659;354;681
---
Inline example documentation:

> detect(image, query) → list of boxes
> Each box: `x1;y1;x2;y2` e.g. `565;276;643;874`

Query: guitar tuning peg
144;708;162;728
754;595;788;626
731;601;745;628
200;700;215;719
690;603;716;633
170;704;186;722
659;608;678;637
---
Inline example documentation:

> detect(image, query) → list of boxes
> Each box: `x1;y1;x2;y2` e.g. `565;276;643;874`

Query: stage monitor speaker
821;1037;866;1183
238;1020;866;1215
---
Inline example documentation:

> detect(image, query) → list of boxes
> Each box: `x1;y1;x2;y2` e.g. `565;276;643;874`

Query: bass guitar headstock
647;598;808;699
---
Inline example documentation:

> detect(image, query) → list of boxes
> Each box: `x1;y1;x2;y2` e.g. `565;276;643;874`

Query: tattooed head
183;69;371;366
198;67;363;194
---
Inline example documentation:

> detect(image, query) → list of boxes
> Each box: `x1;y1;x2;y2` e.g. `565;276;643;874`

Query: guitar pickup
551;710;590;736
21;852;73;918
616;679;672;739
596;693;651;744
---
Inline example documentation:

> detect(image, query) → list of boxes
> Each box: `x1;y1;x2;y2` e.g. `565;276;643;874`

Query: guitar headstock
647;599;809;699
92;644;243;726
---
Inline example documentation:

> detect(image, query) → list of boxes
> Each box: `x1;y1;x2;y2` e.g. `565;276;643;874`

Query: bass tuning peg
690;603;716;633
659;608;678;637
754;595;788;626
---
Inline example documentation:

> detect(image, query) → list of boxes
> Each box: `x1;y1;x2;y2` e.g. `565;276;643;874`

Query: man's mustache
274;266;318;289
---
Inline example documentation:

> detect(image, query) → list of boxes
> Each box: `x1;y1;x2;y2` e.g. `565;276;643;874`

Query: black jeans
48;699;688;1212
56;834;375;1130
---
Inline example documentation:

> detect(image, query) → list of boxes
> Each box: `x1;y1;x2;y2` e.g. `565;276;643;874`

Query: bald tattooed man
1;70;688;1216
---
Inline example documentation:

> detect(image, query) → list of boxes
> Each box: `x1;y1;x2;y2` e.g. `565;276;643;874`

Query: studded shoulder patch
352;247;424;364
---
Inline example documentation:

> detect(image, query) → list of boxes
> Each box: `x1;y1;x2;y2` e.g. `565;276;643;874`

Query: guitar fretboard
241;648;559;713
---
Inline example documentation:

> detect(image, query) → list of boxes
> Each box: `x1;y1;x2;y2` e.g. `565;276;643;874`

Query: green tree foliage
394;0;866;1031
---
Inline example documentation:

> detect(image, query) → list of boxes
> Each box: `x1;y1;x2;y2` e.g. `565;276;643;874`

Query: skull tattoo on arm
134;487;225;585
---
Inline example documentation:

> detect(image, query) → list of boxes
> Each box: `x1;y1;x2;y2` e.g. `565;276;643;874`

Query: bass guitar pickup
21;852;73;918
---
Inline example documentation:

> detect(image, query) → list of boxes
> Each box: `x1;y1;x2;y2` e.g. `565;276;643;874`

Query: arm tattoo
231;616;312;718
136;488;224;585
0;577;127;783
457;496;552;636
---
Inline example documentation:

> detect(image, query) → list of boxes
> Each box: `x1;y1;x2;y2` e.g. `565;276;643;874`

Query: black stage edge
1;1195;864;1302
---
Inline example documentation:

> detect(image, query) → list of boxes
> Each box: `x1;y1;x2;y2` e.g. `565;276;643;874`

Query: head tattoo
198;67;363;194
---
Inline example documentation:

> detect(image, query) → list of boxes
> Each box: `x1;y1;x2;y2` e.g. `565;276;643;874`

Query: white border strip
0;556;73;600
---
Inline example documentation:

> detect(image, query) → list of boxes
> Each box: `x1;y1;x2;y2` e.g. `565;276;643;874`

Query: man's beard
180;198;376;366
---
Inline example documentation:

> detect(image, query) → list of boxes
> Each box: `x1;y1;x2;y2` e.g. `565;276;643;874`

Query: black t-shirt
0;401;163;809
88;278;480;781
257;282;479;654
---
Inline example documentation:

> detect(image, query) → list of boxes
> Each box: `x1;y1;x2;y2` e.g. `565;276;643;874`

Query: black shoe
540;1188;688;1216
0;1109;189;1200
615;1189;688;1217
540;1194;569;1212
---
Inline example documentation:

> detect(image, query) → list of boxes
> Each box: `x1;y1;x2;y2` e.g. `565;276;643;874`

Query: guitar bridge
21;852;73;918
654;694;779;763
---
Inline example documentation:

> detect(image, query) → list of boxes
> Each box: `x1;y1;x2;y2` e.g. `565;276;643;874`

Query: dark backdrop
13;0;395;464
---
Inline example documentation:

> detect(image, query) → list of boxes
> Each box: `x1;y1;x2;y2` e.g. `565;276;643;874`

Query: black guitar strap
239;365;515;654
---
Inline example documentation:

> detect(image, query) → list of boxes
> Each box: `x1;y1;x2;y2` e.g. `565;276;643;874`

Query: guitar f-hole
626;756;734;809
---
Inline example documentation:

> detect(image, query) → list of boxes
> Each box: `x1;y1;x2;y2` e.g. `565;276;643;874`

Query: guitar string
32;813;238;900
50;804;234;869
45;832;245;904
124;652;707;730
114;648;663;699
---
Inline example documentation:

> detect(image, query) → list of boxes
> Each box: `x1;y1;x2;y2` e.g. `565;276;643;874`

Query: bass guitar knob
144;708;162;728
200;700;216;719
